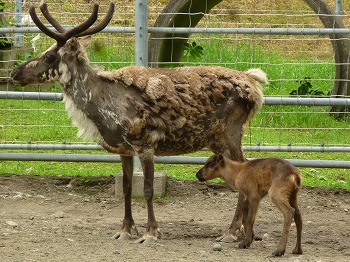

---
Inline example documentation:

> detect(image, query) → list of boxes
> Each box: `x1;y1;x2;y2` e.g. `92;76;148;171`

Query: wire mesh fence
0;0;349;169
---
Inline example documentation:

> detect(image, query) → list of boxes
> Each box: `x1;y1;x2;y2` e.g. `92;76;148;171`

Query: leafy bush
289;77;330;96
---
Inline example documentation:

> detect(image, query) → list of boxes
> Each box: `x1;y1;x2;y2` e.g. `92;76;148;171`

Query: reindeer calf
196;154;303;257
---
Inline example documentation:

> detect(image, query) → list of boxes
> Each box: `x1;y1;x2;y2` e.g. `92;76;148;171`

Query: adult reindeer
11;2;268;244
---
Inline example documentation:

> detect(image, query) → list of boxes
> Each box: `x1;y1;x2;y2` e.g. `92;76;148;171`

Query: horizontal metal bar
148;27;350;35
2;26;350;35
0;153;349;168
0;91;63;101
0;144;103;150
244;145;350;153
263;97;350;106
0;26;135;34
1;91;350;106
1;144;350;153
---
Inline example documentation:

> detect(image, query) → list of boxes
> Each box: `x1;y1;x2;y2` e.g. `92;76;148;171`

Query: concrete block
115;172;167;198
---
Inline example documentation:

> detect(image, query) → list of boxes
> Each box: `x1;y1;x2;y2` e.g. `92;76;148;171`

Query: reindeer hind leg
290;191;303;255
270;188;295;256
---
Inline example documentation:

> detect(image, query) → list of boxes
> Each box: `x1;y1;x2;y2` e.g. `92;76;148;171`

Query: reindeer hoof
216;234;238;243
272;249;285;257
111;232;132;240
238;240;251;249
135;234;157;244
292;247;303;255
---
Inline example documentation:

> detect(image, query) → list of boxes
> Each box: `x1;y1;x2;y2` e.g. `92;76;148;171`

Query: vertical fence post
335;0;342;16
135;0;148;66
14;0;23;47
134;0;148;172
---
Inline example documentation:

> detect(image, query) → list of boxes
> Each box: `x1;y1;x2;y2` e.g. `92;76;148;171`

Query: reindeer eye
44;53;56;63
206;161;216;169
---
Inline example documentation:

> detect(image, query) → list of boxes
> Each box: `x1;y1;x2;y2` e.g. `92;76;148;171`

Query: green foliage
289;77;330;96
181;41;204;61
0;3;15;49
2;38;349;190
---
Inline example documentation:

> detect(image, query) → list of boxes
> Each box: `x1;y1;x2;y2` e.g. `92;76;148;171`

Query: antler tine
75;3;115;37
29;5;66;45
64;3;99;39
39;2;66;34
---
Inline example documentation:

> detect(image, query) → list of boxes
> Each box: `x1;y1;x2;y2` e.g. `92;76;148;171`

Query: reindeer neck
58;58;98;98
221;158;245;187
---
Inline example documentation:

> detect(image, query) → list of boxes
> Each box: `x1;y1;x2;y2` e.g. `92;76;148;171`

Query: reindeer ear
65;38;80;54
218;153;225;166
78;36;92;48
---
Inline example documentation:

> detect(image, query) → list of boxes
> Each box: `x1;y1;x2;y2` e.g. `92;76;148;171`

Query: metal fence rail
1;0;349;170
1;153;350;168
1;91;350;106
1;92;349;167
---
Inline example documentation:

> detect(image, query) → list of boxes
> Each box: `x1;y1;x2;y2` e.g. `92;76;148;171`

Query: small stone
212;243;222;251
199;250;208;258
13;192;24;199
262;233;269;241
6;221;18;227
54;211;64;218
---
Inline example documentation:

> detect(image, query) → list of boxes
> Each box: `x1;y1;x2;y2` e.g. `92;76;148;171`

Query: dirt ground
0;174;349;262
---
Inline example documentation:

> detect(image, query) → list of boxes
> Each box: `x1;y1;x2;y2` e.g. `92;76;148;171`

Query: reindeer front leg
112;155;138;240
135;151;159;244
216;105;251;242
216;193;245;242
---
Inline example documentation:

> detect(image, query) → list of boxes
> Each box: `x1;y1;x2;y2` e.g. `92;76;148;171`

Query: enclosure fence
0;0;350;169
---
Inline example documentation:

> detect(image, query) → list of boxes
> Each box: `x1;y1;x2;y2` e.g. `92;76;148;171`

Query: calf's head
196;154;226;182
11;2;114;86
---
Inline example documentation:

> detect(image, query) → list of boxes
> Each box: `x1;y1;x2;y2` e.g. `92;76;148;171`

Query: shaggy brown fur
11;3;268;244
196;154;303;257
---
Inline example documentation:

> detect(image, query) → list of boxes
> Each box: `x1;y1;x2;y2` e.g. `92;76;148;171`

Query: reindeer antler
29;2;115;47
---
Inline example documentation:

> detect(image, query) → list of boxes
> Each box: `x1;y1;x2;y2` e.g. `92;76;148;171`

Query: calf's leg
271;193;295;256
290;195;303;255
238;197;259;249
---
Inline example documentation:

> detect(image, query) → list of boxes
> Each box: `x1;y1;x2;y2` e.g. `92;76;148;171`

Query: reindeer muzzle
196;171;206;182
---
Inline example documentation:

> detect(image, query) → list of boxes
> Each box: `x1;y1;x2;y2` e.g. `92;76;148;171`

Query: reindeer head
11;2;114;86
196;154;227;182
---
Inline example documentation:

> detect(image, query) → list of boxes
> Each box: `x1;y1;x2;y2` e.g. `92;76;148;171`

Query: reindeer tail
293;172;302;189
245;68;269;85
242;68;267;131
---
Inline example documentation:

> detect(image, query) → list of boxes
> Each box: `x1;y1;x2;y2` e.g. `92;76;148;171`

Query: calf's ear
218;153;225;166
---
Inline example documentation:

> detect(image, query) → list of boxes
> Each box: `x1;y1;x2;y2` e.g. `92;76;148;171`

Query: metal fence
0;0;350;169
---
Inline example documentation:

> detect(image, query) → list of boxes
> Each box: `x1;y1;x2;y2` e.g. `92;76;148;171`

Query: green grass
1;39;349;191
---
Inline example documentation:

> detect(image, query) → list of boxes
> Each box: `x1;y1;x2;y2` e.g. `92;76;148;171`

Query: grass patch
1;38;349;191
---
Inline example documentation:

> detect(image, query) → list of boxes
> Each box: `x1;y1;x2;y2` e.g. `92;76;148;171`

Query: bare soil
1;174;350;262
